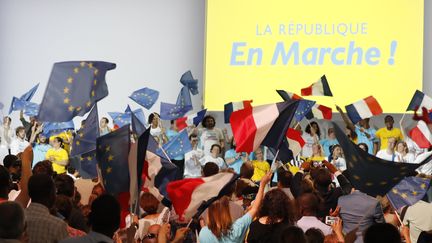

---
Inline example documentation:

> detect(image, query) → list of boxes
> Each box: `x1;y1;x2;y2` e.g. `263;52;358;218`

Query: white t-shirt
10;138;29;155
199;128;223;155
199;155;226;169
396;152;415;163
332;157;347;171
376;149;397;162
301;133;317;158
184;148;204;178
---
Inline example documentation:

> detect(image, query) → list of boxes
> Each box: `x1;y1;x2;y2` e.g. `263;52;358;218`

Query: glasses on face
143;233;157;239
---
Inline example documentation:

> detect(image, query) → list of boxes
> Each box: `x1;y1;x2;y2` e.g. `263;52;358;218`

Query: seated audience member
61;194;121;243
202;162;219;177
329;144;346;171
247;189;296;243
376;137;398;161
0;201;26;241
184;134;204;178
276;167;294;200
10;126;30;155
305;228;325;243
337;189;384;242
375;115;403;151
395;141;415;163
199;172;272;242
200;144;226;169
320;127;339;157
402;200;432;243
278;225;307;243
45;137;69;174
250;147;270;182
363;223;402;243
296;193;332;235
26;174;69;242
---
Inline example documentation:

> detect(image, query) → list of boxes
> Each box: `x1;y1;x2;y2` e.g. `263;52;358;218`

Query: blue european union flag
70;150;98;179
295;99;316;121
38;61;116;122
96;125;130;195
156;129;192;159
386;176;431;210
42;120;75;137
129;87;159;110
160;86;193;120
9;97;39;116
131;109;146;137
180;70;199;95
109;107;146;128
20;83;40;102
71;104;99;157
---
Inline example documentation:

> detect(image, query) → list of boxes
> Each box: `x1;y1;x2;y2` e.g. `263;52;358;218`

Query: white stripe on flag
232;101;245;111
288;139;302;156
311;105;324;119
418;121;432;141
420;96;432;110
312;80;324;95
185;173;234;219
252;104;280;150
353;99;373;119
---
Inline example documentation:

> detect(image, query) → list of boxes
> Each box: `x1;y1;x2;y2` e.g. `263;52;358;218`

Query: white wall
0;0;430;131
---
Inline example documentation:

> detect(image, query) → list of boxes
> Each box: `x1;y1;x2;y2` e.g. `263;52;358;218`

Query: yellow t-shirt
45;148;69;174
251;160;270;182
49;131;73;154
375;128;403;150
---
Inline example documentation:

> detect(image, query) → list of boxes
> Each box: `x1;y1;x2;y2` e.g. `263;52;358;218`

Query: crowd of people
0;108;432;243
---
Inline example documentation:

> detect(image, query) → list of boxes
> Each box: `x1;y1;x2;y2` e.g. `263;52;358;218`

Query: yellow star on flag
80;62;86;67
88;62;93;68
86;101;92;107
64;98;70;104
91;90;95;97
76;106;82;112
74;67;79;73
94;69;99;75
412;191;418;196
76;141;80;146
106;146;111;152
392;189;398;194
68;105;75;112
93;80;97;85
67;77;73;83
87;156;92;161
106;167;112;173
108;155;114;161
63;87;70;94
401;193;408;199
421;183;426;189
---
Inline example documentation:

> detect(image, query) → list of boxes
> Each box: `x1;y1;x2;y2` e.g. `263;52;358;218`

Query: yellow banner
204;0;424;113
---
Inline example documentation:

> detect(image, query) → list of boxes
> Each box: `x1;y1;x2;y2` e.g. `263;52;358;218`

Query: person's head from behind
207;196;232;238
28;174;56;208
202;115;216;129
313;168;332;192
305;228;325;243
140;192;160;215
358;143;369;152
15;126;26;140
279;226;307;243
364;223;401;243
32;160;54;177
0;165;11;199
3;155;18;171
297;193;319;217
142;224;161;243
259;189;295;225
100;117;109;128
202;162;219;177
52;137;64;149
55;194;73;220
54;174;75;198
384;115;394;130
210;144;221;157
88;194;120;238
0;201;25;240
240;161;254;179
277;167;293;189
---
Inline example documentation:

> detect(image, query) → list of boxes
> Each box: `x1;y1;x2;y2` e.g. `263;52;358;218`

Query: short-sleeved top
247;220;291;243
320;138;339;157
224;149;244;174
402;201;432;243
375;127;403;150
200;155;226;169
251;160;270;182
355;127;377;154
199;213;252;243
199;128;224;155
46;148;69;174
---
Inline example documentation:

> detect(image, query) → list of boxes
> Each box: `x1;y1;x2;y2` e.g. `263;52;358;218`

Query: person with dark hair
148;112;167;145
278;225;307;243
200;144;226;169
61;194;121;243
375;115;403;151
202;162;219;177
45;137;69;174
184;134;204;178
32;159;55;177
0;165;11;203
247;189;296;242
26;174;68;242
276;167;294;200
3;154;21;183
19;110;37;142
329;144;346;171
320;127;339;157
358;142;369;152
0;116;14;162
31;132;51;168
302;122;320;157
297;193;332;235
305;228;325;243
10;126;30;155
0;201;26;241
55;195;86;237
199;172;272;242
363;223;401;243
197;115;225;156
236;162;259;208
99;117;112;136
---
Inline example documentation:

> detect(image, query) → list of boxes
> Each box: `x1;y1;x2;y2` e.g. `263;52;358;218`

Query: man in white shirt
376;137;398;161
184;134;204;178
10;126;29;155
296;193;332;235
402;200;432;243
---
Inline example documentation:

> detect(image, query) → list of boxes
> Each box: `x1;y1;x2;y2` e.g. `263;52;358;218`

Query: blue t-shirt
224;149;244;174
165;129;184;160
320;138;339;157
199;213;252;243
355;127;376;154
32;143;52;167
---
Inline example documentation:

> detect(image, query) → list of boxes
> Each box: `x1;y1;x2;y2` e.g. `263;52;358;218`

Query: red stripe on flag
167;178;205;219
409;122;432;149
230;107;257;152
364;96;383;115
286;128;305;147
318;105;333;120
176;117;188;131
301;85;313;96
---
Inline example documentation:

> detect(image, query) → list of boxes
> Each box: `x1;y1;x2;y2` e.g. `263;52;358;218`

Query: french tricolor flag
345;96;383;124
276;90;303;101
224;100;253;123
301;75;333;97
167;172;238;220
406;90;432;111
306;104;333;120
409;120;432;149
230;101;299;153
175;109;207;131
286;128;305;156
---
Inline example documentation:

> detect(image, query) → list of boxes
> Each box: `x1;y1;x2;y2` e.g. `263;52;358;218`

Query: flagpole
158;144;174;164
271;149;280;173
